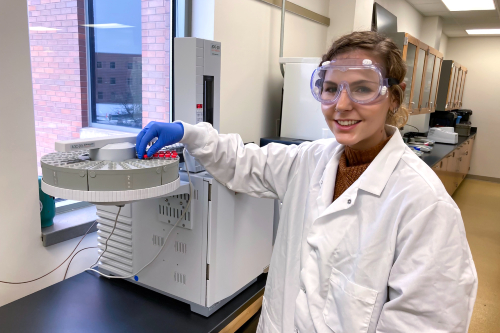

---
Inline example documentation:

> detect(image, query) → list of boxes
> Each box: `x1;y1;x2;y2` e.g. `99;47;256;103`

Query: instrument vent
153;234;165;247
175;241;187;253
158;194;192;229
174;272;186;284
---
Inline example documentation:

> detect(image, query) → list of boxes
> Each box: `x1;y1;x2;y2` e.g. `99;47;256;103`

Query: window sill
41;206;98;247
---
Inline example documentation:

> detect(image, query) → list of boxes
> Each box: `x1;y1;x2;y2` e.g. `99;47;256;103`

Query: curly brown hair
322;31;408;128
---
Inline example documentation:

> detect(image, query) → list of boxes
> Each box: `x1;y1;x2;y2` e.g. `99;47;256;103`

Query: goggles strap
387;78;399;87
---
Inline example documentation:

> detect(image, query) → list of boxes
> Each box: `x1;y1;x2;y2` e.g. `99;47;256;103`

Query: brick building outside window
27;0;172;173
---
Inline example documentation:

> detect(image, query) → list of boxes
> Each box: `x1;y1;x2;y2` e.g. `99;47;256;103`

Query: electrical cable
63;246;97;280
89;206;122;269
405;124;420;132
86;161;193;280
0;220;97;285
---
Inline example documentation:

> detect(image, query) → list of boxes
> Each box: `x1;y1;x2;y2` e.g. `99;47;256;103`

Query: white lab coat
180;122;478;333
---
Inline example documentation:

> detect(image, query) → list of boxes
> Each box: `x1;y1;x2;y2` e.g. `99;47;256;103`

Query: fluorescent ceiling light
29;26;60;31
442;0;495;11
467;29;500;34
82;23;133;29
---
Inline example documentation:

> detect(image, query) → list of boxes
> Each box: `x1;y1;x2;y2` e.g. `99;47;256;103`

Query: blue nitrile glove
136;121;184;159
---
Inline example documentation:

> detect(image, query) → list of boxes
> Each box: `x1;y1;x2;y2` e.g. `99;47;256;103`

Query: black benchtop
0;271;266;333
420;132;476;168
261;130;477;169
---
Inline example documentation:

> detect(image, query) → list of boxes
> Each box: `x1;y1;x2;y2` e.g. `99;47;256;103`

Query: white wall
213;0;329;143
439;33;448;57
421;16;443;49
445;37;500;179
0;1;98;306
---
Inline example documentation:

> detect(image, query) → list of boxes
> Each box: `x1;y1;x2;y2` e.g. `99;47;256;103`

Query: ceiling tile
413;3;452;15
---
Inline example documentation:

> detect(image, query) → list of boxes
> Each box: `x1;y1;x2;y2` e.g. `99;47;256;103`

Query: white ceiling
406;0;500;37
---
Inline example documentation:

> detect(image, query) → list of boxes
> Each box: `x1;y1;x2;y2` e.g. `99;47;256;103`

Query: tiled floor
453;179;500;332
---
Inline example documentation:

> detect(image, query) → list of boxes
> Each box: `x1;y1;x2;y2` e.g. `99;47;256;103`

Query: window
27;0;175;175
88;0;172;130
110;78;116;85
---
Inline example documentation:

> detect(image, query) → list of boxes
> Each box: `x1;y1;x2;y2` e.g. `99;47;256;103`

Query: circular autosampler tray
41;150;179;192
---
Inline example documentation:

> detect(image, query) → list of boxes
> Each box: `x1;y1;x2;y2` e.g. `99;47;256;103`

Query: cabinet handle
466;151;468;155
459;157;462;162
440;161;443;168
453;152;455;157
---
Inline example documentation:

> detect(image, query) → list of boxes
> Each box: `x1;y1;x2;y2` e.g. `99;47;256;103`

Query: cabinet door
453;68;463;109
429;55;442;112
420;52;435;113
459;69;467;108
402;40;418;111
446;63;456;110
446;151;461;195
442;155;454;195
411;44;428;113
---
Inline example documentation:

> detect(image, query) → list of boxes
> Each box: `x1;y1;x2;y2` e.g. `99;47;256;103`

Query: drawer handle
440;161;443;168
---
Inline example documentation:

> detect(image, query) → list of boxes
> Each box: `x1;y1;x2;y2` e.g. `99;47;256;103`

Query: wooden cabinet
432;136;475;196
436;61;468;111
389;33;443;115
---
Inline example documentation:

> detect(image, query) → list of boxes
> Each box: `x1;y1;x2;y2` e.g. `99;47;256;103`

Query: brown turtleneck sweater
333;135;392;202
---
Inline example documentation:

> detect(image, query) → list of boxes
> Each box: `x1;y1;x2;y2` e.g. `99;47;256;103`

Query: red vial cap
196;104;203;109
143;154;148;159
153;153;159;157
172;152;178;158
159;154;165;158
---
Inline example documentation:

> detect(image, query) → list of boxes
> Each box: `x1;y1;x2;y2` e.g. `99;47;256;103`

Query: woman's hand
136;121;184;159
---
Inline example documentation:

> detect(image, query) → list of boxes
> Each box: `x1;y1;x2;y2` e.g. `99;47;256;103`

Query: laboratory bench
0;270;266;333
261;128;477;196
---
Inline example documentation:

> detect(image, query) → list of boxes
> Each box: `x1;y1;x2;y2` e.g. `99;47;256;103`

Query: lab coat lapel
316;144;344;214
357;126;406;196
315;126;405;220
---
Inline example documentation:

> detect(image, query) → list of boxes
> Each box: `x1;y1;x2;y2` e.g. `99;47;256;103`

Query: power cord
89;206;122;269
405;124;420;132
0;220;98;284
0;163;190;284
63;246;97;280
85;161;193;280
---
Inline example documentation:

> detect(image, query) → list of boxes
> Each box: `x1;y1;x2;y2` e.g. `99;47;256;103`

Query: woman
137;31;477;333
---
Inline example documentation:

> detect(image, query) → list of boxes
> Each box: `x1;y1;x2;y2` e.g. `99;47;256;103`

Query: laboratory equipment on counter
430;111;458;128
40;135;180;205
39;37;274;317
427;127;458;144
96;171;273;317
279;57;329;141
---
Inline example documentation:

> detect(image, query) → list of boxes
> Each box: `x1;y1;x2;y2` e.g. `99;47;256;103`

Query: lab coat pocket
323;267;378;333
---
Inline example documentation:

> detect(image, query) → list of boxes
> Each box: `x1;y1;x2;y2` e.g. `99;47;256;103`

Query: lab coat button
347;199;352;204
301;287;306;294
294;327;299;333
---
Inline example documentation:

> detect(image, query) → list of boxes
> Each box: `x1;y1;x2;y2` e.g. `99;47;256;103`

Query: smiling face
321;50;399;151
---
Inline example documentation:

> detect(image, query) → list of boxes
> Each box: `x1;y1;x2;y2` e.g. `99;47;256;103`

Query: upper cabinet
389;32;443;115
436;60;468;111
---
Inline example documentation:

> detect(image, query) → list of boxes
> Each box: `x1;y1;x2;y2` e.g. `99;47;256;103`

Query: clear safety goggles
310;58;399;105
